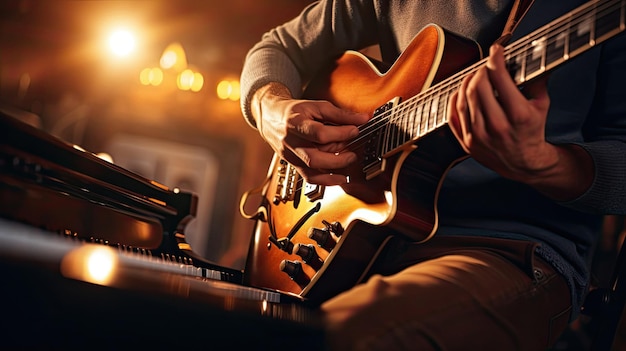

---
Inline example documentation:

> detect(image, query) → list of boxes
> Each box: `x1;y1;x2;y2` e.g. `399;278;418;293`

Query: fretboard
376;0;625;157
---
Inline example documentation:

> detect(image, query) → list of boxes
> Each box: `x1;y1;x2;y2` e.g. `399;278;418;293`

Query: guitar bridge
272;159;299;204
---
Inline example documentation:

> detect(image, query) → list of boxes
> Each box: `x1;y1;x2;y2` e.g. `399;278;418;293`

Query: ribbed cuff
239;48;303;129
558;140;626;214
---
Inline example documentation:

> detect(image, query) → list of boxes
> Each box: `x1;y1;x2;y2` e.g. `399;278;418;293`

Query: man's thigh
321;247;571;351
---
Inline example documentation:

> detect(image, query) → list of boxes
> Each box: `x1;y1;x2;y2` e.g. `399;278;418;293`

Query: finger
485;44;526;114
315;101;371;126
280;152;350;186
297;118;361;145
487;44;549;108
284;133;358;169
294;145;357;170
471;66;509;137
455;74;473;147
447;91;470;153
296;101;369;144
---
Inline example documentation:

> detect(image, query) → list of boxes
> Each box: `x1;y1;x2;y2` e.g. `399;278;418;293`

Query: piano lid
0;109;242;282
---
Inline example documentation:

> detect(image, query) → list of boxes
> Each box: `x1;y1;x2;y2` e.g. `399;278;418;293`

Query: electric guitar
240;0;626;304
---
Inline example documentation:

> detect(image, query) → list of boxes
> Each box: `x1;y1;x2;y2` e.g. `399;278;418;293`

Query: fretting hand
448;44;593;201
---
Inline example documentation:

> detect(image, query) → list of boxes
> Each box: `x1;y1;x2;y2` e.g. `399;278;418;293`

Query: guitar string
341;0;620;154
349;0;619;151
285;0;621;196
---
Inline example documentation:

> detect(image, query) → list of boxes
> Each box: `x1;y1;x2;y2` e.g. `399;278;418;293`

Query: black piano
0;110;325;350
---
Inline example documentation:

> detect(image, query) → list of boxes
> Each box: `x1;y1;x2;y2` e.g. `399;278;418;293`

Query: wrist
522;144;594;202
251;82;292;128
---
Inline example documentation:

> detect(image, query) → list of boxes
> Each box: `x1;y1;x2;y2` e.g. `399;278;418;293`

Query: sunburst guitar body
241;25;475;304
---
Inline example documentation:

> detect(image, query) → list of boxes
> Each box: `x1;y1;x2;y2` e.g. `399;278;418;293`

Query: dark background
0;0;314;269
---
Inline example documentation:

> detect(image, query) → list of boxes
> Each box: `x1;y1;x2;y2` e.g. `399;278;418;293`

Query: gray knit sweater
240;0;626;318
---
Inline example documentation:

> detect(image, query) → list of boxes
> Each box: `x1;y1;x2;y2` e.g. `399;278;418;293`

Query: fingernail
350;127;359;138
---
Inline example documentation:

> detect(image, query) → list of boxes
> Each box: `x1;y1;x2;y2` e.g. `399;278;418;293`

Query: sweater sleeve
558;34;626;215
239;0;378;128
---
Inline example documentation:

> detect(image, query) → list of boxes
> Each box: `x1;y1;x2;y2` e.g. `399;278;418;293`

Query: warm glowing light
216;80;240;101
229;80;240;100
177;69;203;92
190;72;204;92
160;51;177;69
177;69;194;90
160;42;187;71
61;246;118;286
216;80;230;99
86;248;116;283
108;29;136;57
140;67;164;86
96;152;114;163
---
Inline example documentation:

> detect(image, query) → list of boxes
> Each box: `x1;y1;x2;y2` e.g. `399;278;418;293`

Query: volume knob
292;243;317;262
308;227;336;250
293;243;323;271
279;260;302;280
308;227;330;246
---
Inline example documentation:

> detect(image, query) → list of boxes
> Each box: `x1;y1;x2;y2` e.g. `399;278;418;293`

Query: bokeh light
139;67;164;86
177;69;204;92
160;42;187;71
216;80;240;101
108;29;136;57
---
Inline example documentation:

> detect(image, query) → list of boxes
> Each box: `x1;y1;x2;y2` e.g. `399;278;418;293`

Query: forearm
522;143;594;202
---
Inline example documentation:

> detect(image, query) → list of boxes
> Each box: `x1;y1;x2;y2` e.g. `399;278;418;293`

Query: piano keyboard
0;217;296;306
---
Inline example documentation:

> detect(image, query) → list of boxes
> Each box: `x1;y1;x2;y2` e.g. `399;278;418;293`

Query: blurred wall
0;0;313;269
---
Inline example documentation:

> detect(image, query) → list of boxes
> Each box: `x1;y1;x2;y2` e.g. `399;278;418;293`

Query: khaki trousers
321;236;572;351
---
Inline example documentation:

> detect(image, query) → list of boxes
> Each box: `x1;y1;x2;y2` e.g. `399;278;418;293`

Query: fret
396;104;408;148
524;37;546;81
544;32;567;70
429;94;440;131
563;19;572;60
568;14;593;55
397;104;407;146
504;54;524;84
596;0;624;41
591;4;598;46
421;98;432;137
414;101;424;138
436;90;448;128
403;102;413;144
406;100;417;141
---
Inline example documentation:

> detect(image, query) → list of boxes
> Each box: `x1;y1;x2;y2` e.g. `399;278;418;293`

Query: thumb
317;102;371;126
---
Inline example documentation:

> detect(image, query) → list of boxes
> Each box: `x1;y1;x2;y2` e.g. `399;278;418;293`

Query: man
239;1;626;349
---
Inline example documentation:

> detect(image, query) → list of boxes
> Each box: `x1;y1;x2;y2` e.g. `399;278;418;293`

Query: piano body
0;111;324;349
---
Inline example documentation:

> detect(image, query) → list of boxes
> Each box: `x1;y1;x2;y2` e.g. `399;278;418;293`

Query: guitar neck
367;0;625;157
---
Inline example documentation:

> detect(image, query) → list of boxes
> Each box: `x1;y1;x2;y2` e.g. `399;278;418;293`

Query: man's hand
448;44;594;201
252;82;370;185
